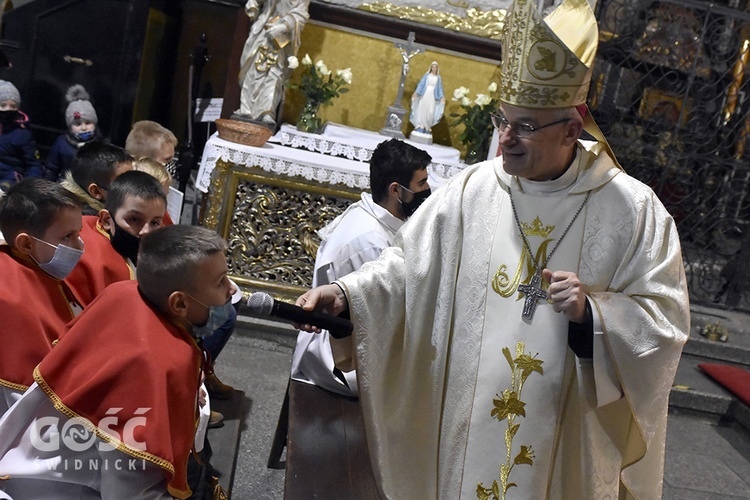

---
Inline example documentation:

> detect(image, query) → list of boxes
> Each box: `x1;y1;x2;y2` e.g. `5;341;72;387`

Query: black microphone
245;292;353;339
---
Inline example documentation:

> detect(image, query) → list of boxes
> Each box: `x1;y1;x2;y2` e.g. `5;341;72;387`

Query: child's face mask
70;120;96;141
30;236;85;280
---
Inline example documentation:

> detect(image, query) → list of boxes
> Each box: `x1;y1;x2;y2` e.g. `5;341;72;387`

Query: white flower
336;68;353;85
287;56;299;69
461;96;471;106
301;54;313;66
488;82;498;93
474;94;492;107
452;86;470;101
315;60;331;76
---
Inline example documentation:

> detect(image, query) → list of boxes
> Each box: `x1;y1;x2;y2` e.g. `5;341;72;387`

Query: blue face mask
31;236;84;280
187;296;235;338
74;130;95;141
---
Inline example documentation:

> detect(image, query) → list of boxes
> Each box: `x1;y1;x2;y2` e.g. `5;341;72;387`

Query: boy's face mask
30;236;85;280
110;221;141;265
186;296;235;338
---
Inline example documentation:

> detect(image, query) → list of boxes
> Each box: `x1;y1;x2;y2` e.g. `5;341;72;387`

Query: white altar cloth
196;124;467;194
270;123;462;166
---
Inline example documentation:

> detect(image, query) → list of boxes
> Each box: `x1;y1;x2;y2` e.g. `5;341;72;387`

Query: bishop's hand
542;269;587;323
295;284;349;332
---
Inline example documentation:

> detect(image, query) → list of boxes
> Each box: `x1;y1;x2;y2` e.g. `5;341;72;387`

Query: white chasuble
337;141;689;500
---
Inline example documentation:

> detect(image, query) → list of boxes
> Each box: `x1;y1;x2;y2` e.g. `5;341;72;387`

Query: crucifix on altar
380;31;424;139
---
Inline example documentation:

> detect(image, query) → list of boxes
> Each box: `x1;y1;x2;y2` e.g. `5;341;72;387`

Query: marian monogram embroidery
491;216;556;299
477;342;544;500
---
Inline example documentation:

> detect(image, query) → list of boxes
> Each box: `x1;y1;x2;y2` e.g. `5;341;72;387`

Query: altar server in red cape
0;225;236;499
65;170;166;306
0;179;83;417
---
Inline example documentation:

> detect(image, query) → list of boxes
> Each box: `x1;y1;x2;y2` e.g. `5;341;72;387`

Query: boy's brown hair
0;178;82;246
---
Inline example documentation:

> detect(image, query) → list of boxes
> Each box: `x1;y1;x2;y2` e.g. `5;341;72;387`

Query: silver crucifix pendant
518;272;547;320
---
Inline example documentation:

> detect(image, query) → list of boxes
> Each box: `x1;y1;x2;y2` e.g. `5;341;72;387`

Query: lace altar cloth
196;123;467;193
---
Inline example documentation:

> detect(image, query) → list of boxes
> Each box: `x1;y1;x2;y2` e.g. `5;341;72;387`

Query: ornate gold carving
359;2;507;40
214;166;360;301
477;341;543;500
521;216;554;238
203;159;232;231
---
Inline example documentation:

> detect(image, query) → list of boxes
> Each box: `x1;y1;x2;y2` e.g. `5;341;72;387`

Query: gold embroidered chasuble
462;158;589;498
336;141;689;499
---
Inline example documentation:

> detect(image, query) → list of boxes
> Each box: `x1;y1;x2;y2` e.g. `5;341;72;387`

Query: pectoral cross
518;272;547;320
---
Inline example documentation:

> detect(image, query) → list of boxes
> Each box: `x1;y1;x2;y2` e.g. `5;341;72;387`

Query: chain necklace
509;187;591;320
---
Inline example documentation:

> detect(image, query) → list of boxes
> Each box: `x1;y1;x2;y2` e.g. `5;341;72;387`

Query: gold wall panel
281;22;502;156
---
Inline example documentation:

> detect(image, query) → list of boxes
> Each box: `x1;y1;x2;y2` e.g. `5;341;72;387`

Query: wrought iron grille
590;0;750;310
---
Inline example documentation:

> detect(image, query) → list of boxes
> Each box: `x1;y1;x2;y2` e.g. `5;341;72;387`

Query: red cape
35;280;202;498
0;245;79;390
65;216;134;307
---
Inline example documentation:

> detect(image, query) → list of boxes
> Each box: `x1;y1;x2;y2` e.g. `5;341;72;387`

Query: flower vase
297;101;324;134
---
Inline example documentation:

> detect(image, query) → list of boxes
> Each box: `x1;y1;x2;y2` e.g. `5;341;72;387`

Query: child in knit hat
45;85;100;182
0;80;42;192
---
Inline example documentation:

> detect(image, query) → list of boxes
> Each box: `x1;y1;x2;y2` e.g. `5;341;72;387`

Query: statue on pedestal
409;61;445;144
234;0;310;128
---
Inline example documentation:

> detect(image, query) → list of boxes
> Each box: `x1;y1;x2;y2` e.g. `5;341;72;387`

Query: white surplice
336;141;690;499
291;192;404;397
0;383;171;499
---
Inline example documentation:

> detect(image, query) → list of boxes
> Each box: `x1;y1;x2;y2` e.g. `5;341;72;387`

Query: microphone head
246;292;274;317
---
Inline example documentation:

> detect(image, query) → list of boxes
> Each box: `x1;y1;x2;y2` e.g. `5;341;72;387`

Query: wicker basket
215;118;273;147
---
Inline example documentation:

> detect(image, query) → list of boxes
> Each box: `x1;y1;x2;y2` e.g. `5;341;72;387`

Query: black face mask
398;185;432;218
110;221;141;265
0;110;18;127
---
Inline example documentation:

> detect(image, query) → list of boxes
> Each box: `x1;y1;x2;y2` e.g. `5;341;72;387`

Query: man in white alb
291;138;431;396
295;0;691;498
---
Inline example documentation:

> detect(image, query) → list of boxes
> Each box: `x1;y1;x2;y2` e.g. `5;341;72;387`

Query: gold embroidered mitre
499;0;598;108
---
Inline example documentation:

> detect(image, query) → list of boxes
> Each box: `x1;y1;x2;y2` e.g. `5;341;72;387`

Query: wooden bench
268;380;381;499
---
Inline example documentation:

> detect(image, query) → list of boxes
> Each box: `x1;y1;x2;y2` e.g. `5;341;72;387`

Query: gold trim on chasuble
476;341;544;500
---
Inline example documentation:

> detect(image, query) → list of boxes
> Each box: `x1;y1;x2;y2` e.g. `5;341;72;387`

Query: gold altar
197;126;465;301
201;158;361;301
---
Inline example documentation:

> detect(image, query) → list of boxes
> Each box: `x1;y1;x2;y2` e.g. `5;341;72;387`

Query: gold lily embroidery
477;341;544;500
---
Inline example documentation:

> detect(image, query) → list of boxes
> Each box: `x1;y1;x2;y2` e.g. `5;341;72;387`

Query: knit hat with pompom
65;84;98;127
